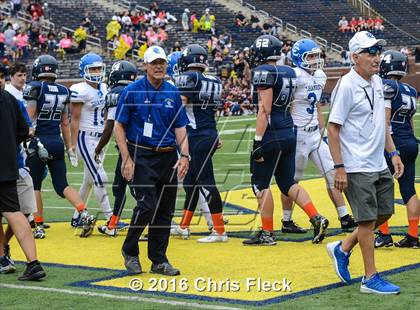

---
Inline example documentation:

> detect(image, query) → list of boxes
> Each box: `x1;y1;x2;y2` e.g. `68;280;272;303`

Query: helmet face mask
301;49;324;71
83;63;106;83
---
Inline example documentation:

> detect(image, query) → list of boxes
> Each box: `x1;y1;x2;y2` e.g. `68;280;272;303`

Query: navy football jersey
383;79;417;140
174;71;222;132
105;85;125;111
24;81;70;136
252;64;296;130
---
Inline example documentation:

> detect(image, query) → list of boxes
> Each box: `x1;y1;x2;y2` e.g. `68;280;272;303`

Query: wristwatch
181;153;191;161
388;150;400;159
334;163;345;169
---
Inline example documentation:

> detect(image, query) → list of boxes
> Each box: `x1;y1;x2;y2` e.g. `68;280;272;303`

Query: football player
166;51;216;237
173;44;228;243
375;50;419;248
96;60;137;236
280;39;356;233
69;53;113;226
244;35;329;246
24;55;96;238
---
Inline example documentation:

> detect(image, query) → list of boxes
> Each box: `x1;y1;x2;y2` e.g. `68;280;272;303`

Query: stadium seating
243;0;418;48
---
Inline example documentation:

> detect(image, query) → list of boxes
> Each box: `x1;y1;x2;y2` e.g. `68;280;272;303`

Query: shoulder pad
252;64;276;88
276;65;297;79
23;81;42;101
105;86;124;109
382;79;397;100
70;82;89;102
174;72;197;91
313;69;327;86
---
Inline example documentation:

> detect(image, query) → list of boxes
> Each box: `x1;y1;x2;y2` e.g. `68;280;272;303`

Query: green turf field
1;111;420;309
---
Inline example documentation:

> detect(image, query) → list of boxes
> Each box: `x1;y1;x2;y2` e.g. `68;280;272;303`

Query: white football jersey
70;82;108;132
291;68;327;128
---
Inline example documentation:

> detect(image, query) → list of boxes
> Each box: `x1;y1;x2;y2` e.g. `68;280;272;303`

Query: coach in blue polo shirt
114;45;189;276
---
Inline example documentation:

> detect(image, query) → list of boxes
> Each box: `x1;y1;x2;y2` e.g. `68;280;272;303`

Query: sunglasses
358;45;383;55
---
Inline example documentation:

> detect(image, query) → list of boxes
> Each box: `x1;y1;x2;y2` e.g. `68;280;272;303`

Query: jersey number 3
306;92;317;115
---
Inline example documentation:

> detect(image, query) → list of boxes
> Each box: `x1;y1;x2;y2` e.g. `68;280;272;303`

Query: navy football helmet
250;35;283;67
32;55;58;80
179;44;208;72
108;60;137;88
380;50;408;78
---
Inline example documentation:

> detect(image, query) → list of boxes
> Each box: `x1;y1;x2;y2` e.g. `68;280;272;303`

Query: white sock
283;209;292;221
336;206;348;218
198;192;213;228
339;245;349;256
73;209;80;219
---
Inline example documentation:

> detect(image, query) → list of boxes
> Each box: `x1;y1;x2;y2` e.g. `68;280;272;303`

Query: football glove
67;148;78;167
252;140;264;161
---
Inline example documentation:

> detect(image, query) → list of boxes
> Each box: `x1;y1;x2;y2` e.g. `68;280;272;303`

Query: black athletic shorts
0;180;20;213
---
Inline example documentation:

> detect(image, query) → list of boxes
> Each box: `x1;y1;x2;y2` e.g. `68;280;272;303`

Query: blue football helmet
79;53;106;83
166;51;182;78
379;50;408;78
291;39;324;71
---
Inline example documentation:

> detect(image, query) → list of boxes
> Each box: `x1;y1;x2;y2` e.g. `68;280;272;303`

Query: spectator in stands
338;16;349;33
250;14;260;29
157;26;167;43
14;29;28;60
58;32;78;55
165;10;177;23
366;16;374;31
74;25;87;53
37;31;46;51
415;46;420;63
374;16;384;31
11;0;22;17
199;8;215;34
182;8;190;31
400;46;409;57
81;13;95;34
171;41;181;52
4;23;16;49
122;11;132;31
0;31;5;57
149;1;158;15
357;16;367;31
235;11;247;27
106;16;121;41
145;26;158;45
131;11;141;31
46;32;57;53
27;1;43;20
262;19;276;36
349;17;358;33
191;11;199;33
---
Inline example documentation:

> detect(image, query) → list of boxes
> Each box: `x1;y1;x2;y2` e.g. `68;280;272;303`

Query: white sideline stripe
220;128;255;135
218;117;255;123
0;284;243;310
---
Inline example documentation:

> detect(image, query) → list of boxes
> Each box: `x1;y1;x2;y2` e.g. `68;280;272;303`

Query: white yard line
0;284;243;310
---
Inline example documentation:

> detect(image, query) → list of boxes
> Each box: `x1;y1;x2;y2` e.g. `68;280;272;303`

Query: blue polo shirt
116;77;188;147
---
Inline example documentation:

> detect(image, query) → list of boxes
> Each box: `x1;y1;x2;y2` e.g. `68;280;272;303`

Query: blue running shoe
116;221;129;230
374;232;393;248
326;241;351;284
360;273;400;294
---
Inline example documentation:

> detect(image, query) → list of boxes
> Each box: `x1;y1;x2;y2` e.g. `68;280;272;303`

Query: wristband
181;153;191;161
254;135;263;141
334;163;345;169
388;150;400;159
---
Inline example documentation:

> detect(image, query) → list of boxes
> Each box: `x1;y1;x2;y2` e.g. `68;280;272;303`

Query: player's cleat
374;232;393;248
151;262;180;276
122;250;142;274
0;256;16;274
79;211;96;238
310;215;329;244
33;226;46;239
197;231;228;243
97;225;117;237
115;221;129;230
394;234;420;248
242;229;277;246
326;241;351;284
40;222;50;229
360;273;400;294
281;220;307;234
3;244;13;264
70;214;82;228
170;225;190;240
18;261;46;281
340;214;357;230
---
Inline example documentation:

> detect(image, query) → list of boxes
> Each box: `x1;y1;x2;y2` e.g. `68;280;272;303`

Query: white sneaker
98;225;117;237
171;225;190;239
197;231;228;243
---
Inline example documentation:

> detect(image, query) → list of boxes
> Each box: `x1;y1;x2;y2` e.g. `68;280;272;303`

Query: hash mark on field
0;284;243;310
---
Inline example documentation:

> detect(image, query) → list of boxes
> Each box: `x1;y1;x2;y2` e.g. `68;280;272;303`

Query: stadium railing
61;26;102;48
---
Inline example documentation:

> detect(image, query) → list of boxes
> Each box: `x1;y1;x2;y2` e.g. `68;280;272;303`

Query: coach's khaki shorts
17;168;37;215
345;169;394;222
